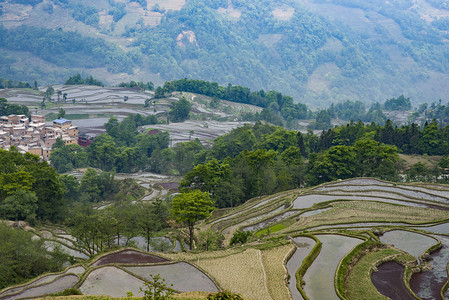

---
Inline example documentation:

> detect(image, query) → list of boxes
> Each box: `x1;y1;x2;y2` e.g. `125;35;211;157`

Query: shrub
230;230;252;245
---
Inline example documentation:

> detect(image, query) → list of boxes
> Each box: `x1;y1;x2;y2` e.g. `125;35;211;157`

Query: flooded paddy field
302;235;362;299
379;230;437;261
79;267;144;297
371;261;415;299
0;274;79;300
125;262;218;293
286;237;316;300
410;235;449;299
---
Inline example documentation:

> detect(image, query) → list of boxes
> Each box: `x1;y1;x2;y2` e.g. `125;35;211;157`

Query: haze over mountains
1;0;449;107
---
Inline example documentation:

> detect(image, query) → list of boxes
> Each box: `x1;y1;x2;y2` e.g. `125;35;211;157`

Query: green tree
418;119;441;155
79;168;101;202
45;85;55;98
0;190;38;222
60;174;80;201
230;230;252;245
198;228;223;251
57;108;66;119
313;110;332;130
307;145;357;185
136;201;164;252
170;97;191;122
354;139;399;179
87;134;118;171
0;223;67;289
50;144;88;173
171;190;215;249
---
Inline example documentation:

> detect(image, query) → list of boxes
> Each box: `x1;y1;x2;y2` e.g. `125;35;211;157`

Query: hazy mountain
1;0;449;107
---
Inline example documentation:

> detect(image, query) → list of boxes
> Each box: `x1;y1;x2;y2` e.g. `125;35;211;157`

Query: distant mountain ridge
1;0;449;107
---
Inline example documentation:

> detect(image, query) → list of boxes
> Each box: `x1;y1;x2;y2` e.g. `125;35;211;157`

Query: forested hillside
1;0;449;106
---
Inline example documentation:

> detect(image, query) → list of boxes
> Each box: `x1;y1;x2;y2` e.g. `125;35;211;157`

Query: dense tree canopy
0;148;66;222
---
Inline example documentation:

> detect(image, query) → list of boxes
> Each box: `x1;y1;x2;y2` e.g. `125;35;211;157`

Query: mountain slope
1;0;449;106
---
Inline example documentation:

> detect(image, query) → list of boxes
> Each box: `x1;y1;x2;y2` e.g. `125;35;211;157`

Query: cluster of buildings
0;114;79;160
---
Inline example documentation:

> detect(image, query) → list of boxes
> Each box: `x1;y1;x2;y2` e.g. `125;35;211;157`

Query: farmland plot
195;248;271;300
79;267;144;297
379;230;437;261
303;235;362;299
125;262;218;293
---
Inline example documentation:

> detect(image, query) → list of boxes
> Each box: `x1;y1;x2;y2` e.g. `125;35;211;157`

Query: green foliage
118;81;154;91
230;230;252;245
198;228;224;251
57;108;65;119
207;290;244;300
60;174;80;201
0;78;31;89
108;2;126;23
0;223;66;290
383;95;412;111
171;190;215;249
0;25;133;73
170;97;191;122
311;110;332;130
137;200;170;252
0;98;29;116
0;148;66;222
71;4;99;27
161;79;309;123
0;190;38;222
50;144;88;173
139;274;174;300
65;74;104;86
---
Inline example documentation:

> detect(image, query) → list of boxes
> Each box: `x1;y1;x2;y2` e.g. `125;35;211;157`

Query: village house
0;114;79;160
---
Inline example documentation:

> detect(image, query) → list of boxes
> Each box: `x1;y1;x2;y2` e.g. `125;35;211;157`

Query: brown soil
91;249;169;267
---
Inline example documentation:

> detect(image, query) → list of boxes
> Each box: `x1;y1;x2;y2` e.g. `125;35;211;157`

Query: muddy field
91;249;169;267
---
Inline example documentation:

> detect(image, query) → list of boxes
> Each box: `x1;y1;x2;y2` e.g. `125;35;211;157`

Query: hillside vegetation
1;0;449;106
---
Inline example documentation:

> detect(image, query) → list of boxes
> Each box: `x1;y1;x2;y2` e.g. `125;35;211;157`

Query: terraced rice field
80;266;145;297
379;230;437;261
302;235;362;299
286;237;315;299
204;178;449;299
4;178;449;299
126;262;218;293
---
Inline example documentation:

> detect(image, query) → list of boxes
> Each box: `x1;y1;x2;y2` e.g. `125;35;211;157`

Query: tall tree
171;190;214;249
